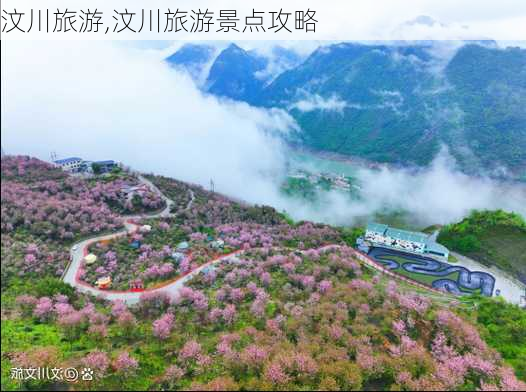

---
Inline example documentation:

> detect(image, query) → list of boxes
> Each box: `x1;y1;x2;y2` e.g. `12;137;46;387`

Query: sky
2;0;526;40
2;39;525;226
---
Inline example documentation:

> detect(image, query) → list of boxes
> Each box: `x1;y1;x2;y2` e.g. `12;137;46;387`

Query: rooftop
84;254;97;264
385;227;429;244
177;241;190;249
425;240;449;255
367;222;430;244
54;157;82;164
366;222;388;234
95;160;116;165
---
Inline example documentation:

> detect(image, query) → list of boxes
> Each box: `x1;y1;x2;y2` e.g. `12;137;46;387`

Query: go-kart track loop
368;247;496;297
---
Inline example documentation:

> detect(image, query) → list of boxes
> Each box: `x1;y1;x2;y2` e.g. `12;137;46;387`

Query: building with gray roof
364;222;449;260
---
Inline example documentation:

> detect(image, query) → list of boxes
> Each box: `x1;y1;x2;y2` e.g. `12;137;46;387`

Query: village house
53;157;83;172
54;157;118;174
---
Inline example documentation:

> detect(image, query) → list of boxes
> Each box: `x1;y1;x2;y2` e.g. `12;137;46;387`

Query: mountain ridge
166;41;526;179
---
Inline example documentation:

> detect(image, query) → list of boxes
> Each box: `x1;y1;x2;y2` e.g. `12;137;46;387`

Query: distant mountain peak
225;43;244;52
164;41;526;178
165;43;218;85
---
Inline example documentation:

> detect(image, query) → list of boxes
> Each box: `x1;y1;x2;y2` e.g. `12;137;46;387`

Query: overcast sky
2;0;526;40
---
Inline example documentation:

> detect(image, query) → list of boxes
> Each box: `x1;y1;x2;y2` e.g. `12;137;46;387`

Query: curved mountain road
62;176;199;304
62;177;521;305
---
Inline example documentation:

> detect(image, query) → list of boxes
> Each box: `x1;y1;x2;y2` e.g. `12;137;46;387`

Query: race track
368;247;496;296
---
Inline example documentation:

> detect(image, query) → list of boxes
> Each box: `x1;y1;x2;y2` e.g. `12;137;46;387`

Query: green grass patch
438;210;526;283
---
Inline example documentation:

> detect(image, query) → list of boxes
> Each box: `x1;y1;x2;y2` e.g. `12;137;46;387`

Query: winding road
62;174;446;305
62;175;202;304
62;175;519;305
61;172;461;305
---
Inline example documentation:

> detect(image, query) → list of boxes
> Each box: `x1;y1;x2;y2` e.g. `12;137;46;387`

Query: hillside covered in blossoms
1;155;525;391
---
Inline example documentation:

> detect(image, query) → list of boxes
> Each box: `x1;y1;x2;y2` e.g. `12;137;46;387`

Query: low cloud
281;148;526;226
371;89;406;115
2;41;293;206
2;41;524;229
353;149;526;225
289;88;409;116
289;93;349;113
392;14;484;41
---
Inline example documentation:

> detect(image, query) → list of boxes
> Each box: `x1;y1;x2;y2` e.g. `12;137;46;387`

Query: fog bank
300;150;526;226
2;41;524;227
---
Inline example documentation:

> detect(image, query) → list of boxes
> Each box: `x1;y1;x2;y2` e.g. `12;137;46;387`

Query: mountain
165;43;217;82
204;43;269;104
262;43;440;166
262;42;526;176
167;41;526;179
443;44;526;173
166;43;216;67
166;43;304;104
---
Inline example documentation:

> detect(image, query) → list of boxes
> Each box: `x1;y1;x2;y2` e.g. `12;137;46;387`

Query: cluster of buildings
289;169;356;192
53;157;118;174
359;222;449;261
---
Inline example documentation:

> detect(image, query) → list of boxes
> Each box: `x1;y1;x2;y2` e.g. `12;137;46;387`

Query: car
72;245;78;251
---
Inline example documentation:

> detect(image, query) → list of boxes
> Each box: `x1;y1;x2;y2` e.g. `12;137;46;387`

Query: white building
210;239;225;249
365;222;449;260
53;157;83;172
139;225;152;233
